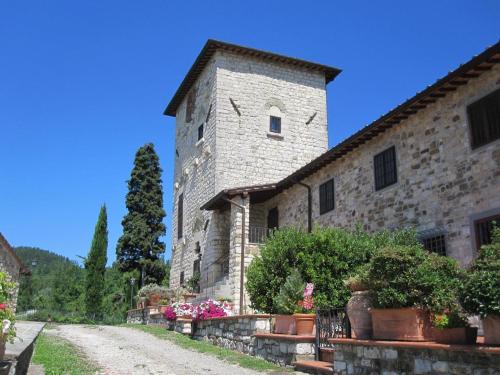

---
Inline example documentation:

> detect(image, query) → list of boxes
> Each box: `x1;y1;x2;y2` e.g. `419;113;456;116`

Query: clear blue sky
1;1;498;265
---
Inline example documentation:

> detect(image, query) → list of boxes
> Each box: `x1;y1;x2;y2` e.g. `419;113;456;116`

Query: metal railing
249;226;270;244
315;308;351;360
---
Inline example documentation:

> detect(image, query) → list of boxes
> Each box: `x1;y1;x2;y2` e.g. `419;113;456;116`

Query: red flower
0;304;7;310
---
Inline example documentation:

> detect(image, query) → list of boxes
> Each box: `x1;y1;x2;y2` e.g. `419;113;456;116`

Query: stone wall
253;333;315;367
262;64;500;266
192;314;271;354
330;339;500;375
126;307;169;326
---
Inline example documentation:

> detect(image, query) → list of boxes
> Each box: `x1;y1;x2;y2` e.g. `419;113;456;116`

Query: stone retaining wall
330;338;500;375
253;333;315;366
192;314;271;354
126;307;169;325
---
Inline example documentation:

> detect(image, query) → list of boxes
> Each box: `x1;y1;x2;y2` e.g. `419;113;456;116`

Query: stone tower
164;40;340;311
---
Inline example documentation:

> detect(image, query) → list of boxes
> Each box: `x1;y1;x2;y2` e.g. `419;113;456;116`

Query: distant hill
14;246;85;313
15;246;79;274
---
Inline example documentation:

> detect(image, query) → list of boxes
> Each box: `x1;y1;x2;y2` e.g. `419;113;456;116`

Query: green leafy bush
460;226;500;318
246;226;419;312
364;245;463;311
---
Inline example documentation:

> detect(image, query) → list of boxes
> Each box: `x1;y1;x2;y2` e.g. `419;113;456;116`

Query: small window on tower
198;123;204;141
180;271;185;286
270;116;281;133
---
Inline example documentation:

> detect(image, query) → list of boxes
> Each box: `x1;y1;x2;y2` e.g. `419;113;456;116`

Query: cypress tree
116;143;166;285
85;205;108;319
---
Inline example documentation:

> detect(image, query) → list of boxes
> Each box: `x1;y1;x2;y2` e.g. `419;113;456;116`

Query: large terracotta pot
347;291;373;339
274;315;296;335
483;315;500;345
294;313;315;336
370;308;431;341
147;294;162;306
431;327;478;345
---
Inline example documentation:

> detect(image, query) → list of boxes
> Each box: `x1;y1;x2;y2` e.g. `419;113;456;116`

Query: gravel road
47;324;279;375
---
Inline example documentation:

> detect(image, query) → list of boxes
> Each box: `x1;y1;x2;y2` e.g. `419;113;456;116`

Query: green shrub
246;226;419;312
460;226;500;318
364;245;463;311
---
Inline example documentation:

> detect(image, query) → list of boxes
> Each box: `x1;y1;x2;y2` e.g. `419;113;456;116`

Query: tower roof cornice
164;39;342;117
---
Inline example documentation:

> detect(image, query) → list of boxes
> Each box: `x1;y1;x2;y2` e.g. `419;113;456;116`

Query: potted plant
431;308;477;345
273;269;301;335
345;266;373;339
0;273;16;360
184;272;201;302
137;284;169;307
365;245;462;341
460;226;500;345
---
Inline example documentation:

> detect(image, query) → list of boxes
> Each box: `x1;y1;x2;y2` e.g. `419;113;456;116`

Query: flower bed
163;299;233;322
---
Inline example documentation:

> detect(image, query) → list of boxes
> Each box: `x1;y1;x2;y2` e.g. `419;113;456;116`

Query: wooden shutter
468;88;500;149
319;178;334;214
374;146;397;190
177;193;184;239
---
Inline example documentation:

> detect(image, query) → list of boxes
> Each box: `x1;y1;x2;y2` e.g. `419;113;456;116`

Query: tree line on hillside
17;143;170;323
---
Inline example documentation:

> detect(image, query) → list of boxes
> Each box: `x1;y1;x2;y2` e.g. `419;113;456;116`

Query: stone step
319;347;335;363
293;360;333;375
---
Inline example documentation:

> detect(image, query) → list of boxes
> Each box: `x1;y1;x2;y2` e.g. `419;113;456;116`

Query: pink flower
304;283;314;297
0;304;6;310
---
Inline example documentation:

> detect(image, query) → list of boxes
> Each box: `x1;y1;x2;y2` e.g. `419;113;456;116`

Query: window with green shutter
374;146;397;191
467;88;500;149
319;178;335;215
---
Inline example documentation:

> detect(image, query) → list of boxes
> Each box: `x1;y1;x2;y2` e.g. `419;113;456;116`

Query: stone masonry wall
263;64;500;266
193;314;271;354
215;50;329;190
332;340;500;375
170;55;218;290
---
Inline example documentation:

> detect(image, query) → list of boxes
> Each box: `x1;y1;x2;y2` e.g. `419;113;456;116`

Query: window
177;193;184;239
270;116;281;133
374;146;397;190
267;207;279;230
197;123;204;141
467;88;500;149
474;214;500;249
180;271;185;286
195;241;201;253
422;235;447;256
319;178;335;214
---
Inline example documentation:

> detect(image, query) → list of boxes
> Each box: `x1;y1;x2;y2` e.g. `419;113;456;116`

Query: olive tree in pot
274;269;315;335
460;226;500;345
344;265;373;339
364;245;462;341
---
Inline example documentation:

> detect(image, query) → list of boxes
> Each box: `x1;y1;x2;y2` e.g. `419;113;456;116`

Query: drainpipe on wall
223;195;246;315
294;181;313;233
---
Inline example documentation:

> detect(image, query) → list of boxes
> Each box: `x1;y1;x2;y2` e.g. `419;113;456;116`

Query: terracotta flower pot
370;308;431;341
431;327;478;345
347;291;373;339
159;305;169;314
274;315;296;335
294;313;315;336
483;315;500;345
147;294;162;306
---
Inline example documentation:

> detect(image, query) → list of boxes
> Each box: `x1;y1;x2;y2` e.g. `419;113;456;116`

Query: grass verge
122;323;287;372
32;331;100;375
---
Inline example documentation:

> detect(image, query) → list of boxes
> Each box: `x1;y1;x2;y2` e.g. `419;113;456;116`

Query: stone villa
165;40;500;313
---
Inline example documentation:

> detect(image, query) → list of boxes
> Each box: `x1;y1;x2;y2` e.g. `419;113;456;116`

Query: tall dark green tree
116;143;166;285
85;205;108;319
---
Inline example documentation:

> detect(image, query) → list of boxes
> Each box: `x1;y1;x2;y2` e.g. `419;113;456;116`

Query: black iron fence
315;308;351;360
